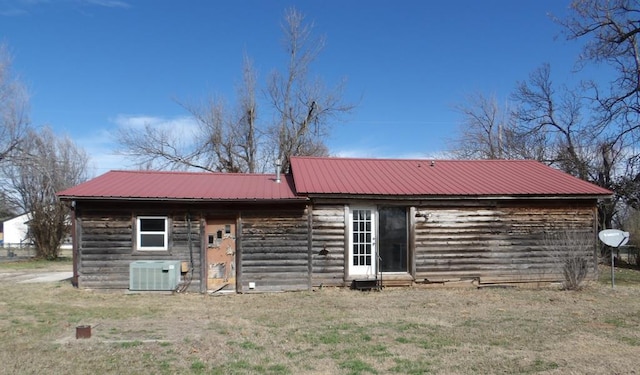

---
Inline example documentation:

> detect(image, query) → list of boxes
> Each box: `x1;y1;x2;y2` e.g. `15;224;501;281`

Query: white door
348;207;377;277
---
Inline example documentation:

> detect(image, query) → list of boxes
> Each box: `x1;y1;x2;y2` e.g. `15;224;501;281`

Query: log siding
310;205;347;287
414;201;598;284
70;197;601;292
239;208;310;292
75;207;202;291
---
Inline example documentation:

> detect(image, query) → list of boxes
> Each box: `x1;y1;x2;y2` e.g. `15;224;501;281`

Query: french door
349;207;377;277
348;206;408;278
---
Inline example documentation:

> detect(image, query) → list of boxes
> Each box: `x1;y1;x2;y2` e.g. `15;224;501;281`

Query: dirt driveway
0;270;72;283
0;260;72;283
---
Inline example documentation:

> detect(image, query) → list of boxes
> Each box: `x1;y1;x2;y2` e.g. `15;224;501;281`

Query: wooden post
71;203;79;287
236;213;243;293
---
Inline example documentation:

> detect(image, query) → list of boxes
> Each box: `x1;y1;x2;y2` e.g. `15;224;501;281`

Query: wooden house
57;157;612;292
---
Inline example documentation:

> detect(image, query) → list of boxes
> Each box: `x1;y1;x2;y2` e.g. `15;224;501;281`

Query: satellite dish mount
598;229;630;288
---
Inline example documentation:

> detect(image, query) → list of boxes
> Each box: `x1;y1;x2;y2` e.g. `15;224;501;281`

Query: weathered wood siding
76;207;202;291
311;205;346;286
240;208;310;292
415;202;597;284
72;197;600;291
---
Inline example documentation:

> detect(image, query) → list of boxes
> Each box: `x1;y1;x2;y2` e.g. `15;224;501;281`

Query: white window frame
136;216;168;251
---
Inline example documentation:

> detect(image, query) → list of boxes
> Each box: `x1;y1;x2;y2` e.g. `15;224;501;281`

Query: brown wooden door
206;219;236;291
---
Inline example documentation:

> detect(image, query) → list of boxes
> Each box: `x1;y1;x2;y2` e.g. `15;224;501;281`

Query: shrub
545;230;594;290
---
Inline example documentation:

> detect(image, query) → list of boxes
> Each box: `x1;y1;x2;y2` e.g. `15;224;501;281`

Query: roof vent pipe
275;159;281;183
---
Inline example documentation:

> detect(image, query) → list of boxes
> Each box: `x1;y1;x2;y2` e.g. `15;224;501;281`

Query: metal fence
615;246;639;266
0;244;36;260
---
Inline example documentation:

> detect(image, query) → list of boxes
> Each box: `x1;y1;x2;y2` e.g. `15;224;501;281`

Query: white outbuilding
2;213;31;248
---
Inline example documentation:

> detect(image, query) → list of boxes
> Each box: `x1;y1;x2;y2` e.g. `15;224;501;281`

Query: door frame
204;218;237;292
344;204;413;282
377;206;410;273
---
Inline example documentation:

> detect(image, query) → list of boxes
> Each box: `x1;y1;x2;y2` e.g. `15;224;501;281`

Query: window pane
140;233;165;247
140;218;165;232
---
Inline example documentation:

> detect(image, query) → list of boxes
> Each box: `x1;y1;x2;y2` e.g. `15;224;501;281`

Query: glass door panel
378;207;408;272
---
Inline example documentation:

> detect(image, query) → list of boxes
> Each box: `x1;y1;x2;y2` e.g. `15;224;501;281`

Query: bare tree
0;43;29;165
267;8;354;172
513;64;625;229
118;56;261;173
117;8;354;173
5;127;89;260
561;0;640;139
452;64;620;228
0;44;31;218
115;120;206;171
450;92;547;160
453;2;640;231
184;56;261;173
453;66;603;175
511;64;599;179
620;206;640;266
558;1;640;227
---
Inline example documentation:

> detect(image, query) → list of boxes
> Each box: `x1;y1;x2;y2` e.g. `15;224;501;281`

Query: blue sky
0;0;591;175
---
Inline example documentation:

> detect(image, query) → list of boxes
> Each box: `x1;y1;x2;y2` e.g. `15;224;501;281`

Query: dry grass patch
0;263;639;374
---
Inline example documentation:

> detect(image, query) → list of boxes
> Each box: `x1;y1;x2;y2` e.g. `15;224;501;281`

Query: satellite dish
598;229;630;248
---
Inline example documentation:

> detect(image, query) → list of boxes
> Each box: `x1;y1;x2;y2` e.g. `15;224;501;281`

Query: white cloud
0;0;130;17
112;113;199;136
332;148;375;159
74;128;128;176
81;0;130;8
76;114;200;176
331;147;455;160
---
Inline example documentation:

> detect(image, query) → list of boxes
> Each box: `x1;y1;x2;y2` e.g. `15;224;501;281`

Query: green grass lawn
598;263;640;285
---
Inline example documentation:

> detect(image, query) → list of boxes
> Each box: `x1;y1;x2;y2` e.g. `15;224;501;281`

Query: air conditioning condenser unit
129;260;181;291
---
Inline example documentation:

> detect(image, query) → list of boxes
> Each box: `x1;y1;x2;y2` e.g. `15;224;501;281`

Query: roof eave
58;196;309;203
299;193;612;201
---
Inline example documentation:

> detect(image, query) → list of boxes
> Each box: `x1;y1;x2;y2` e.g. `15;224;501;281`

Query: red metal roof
290;157;613;197
57;170;302;201
59;157;613;202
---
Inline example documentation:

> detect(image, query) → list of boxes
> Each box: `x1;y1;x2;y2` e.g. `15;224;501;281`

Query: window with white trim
136;216;168;251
